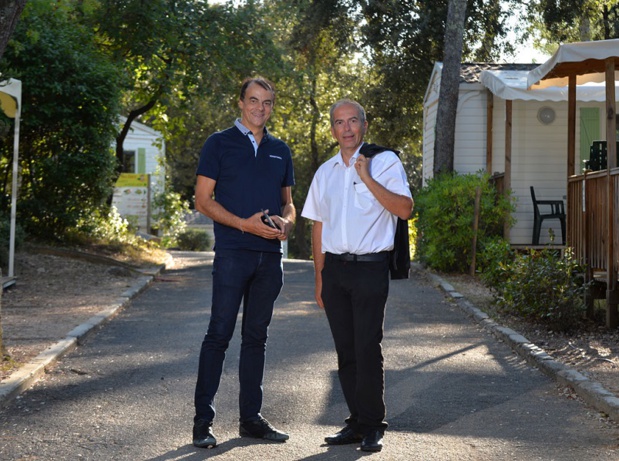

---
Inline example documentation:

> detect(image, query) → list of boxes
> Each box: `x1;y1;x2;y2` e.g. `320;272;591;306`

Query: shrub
152;190;190;248
66;206;168;266
176;228;212;251
477;236;515;292
408;217;418;262
415;172;514;272
71;206;139;245
489;248;588;331
0;2;122;240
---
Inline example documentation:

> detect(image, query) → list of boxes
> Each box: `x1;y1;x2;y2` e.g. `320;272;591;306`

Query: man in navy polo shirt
192;77;295;448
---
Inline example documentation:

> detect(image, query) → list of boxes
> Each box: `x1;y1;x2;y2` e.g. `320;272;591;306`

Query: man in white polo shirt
301;98;413;452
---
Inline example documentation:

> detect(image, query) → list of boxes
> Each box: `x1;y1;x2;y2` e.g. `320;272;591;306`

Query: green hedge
415;172;514;273
480;246;588;332
176;228;212;251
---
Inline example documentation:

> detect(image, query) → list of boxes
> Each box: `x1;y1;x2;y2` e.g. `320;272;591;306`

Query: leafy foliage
73;207;137;244
176;228;212;252
415;172;514;272
152;189;190;248
0;0;122;239
477;236;514;289
0;0;530;259
90;0;286;171
161;1;288;207
67;205;168;265
525;0;619;46
482;247;589;332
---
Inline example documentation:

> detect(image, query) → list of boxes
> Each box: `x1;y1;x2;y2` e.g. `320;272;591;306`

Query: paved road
0;251;618;460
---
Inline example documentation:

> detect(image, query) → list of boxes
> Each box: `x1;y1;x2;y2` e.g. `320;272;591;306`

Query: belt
326;251;389;262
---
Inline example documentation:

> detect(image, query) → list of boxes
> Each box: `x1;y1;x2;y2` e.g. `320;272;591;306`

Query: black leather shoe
239;417;289;442
361;430;383;452
193;419;217;448
324;426;364;445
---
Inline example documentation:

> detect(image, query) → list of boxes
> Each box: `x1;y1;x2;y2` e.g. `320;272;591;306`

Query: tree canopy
520;0;619;54
0;0;122;237
0;0;551;258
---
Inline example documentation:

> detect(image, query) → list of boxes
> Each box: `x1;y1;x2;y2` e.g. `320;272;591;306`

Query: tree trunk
0;0;27;61
116;98;158;175
433;0;468;176
0;269;5;359
294;74;320;260
579;15;591;41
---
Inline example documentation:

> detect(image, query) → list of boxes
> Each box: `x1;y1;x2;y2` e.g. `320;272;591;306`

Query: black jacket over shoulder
359;143;410;280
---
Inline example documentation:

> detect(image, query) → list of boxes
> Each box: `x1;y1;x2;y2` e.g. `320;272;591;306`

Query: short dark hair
239;77;276;103
329;99;366;126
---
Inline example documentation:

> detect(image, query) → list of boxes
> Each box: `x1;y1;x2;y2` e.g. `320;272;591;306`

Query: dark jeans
322;253;390;434
194;249;283;423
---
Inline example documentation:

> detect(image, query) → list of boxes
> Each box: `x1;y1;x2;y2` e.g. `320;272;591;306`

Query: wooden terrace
567;167;619;326
487;41;619;327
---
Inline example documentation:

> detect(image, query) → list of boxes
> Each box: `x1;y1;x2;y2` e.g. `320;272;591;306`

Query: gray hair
329;99;366;126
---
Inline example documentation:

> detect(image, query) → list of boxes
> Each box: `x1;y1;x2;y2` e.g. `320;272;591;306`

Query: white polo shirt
301;146;411;255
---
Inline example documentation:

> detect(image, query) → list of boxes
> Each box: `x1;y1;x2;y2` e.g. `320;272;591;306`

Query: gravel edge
0;271;162;408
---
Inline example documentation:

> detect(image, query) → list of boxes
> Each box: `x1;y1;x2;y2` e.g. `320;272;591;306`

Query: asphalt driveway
0;251;617;460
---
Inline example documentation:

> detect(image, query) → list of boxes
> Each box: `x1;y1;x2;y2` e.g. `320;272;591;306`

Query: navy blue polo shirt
196;124;295;252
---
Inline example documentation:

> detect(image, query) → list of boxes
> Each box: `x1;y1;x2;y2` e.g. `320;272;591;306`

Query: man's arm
354;156;414;220
311;220;325;309
195;175;282;239
272;186;296;241
362;178;414;220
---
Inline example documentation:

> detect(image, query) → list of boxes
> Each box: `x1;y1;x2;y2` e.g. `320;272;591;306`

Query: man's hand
272;215;293;241
354;154;371;182
353;156;413;220
315;277;324;309
241;210;284;240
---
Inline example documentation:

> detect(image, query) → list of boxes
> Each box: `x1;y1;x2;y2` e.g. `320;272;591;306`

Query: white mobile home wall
423;66;489;183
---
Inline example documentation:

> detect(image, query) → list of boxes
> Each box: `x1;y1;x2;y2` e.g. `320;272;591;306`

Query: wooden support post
486;90;493;174
567;76;576;177
605;58;617;328
470;186;482;276
504;100;512;241
584;174;594;319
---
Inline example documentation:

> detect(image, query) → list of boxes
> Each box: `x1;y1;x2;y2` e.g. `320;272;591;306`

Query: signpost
112;173;151;231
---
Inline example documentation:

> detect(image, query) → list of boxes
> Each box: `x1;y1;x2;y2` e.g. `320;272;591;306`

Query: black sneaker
239;417;289;442
193;419;217;448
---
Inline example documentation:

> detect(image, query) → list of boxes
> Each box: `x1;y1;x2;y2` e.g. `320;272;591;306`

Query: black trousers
322;252;390;434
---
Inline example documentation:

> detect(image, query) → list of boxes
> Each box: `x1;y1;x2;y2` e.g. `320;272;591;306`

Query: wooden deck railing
567;169;619;275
